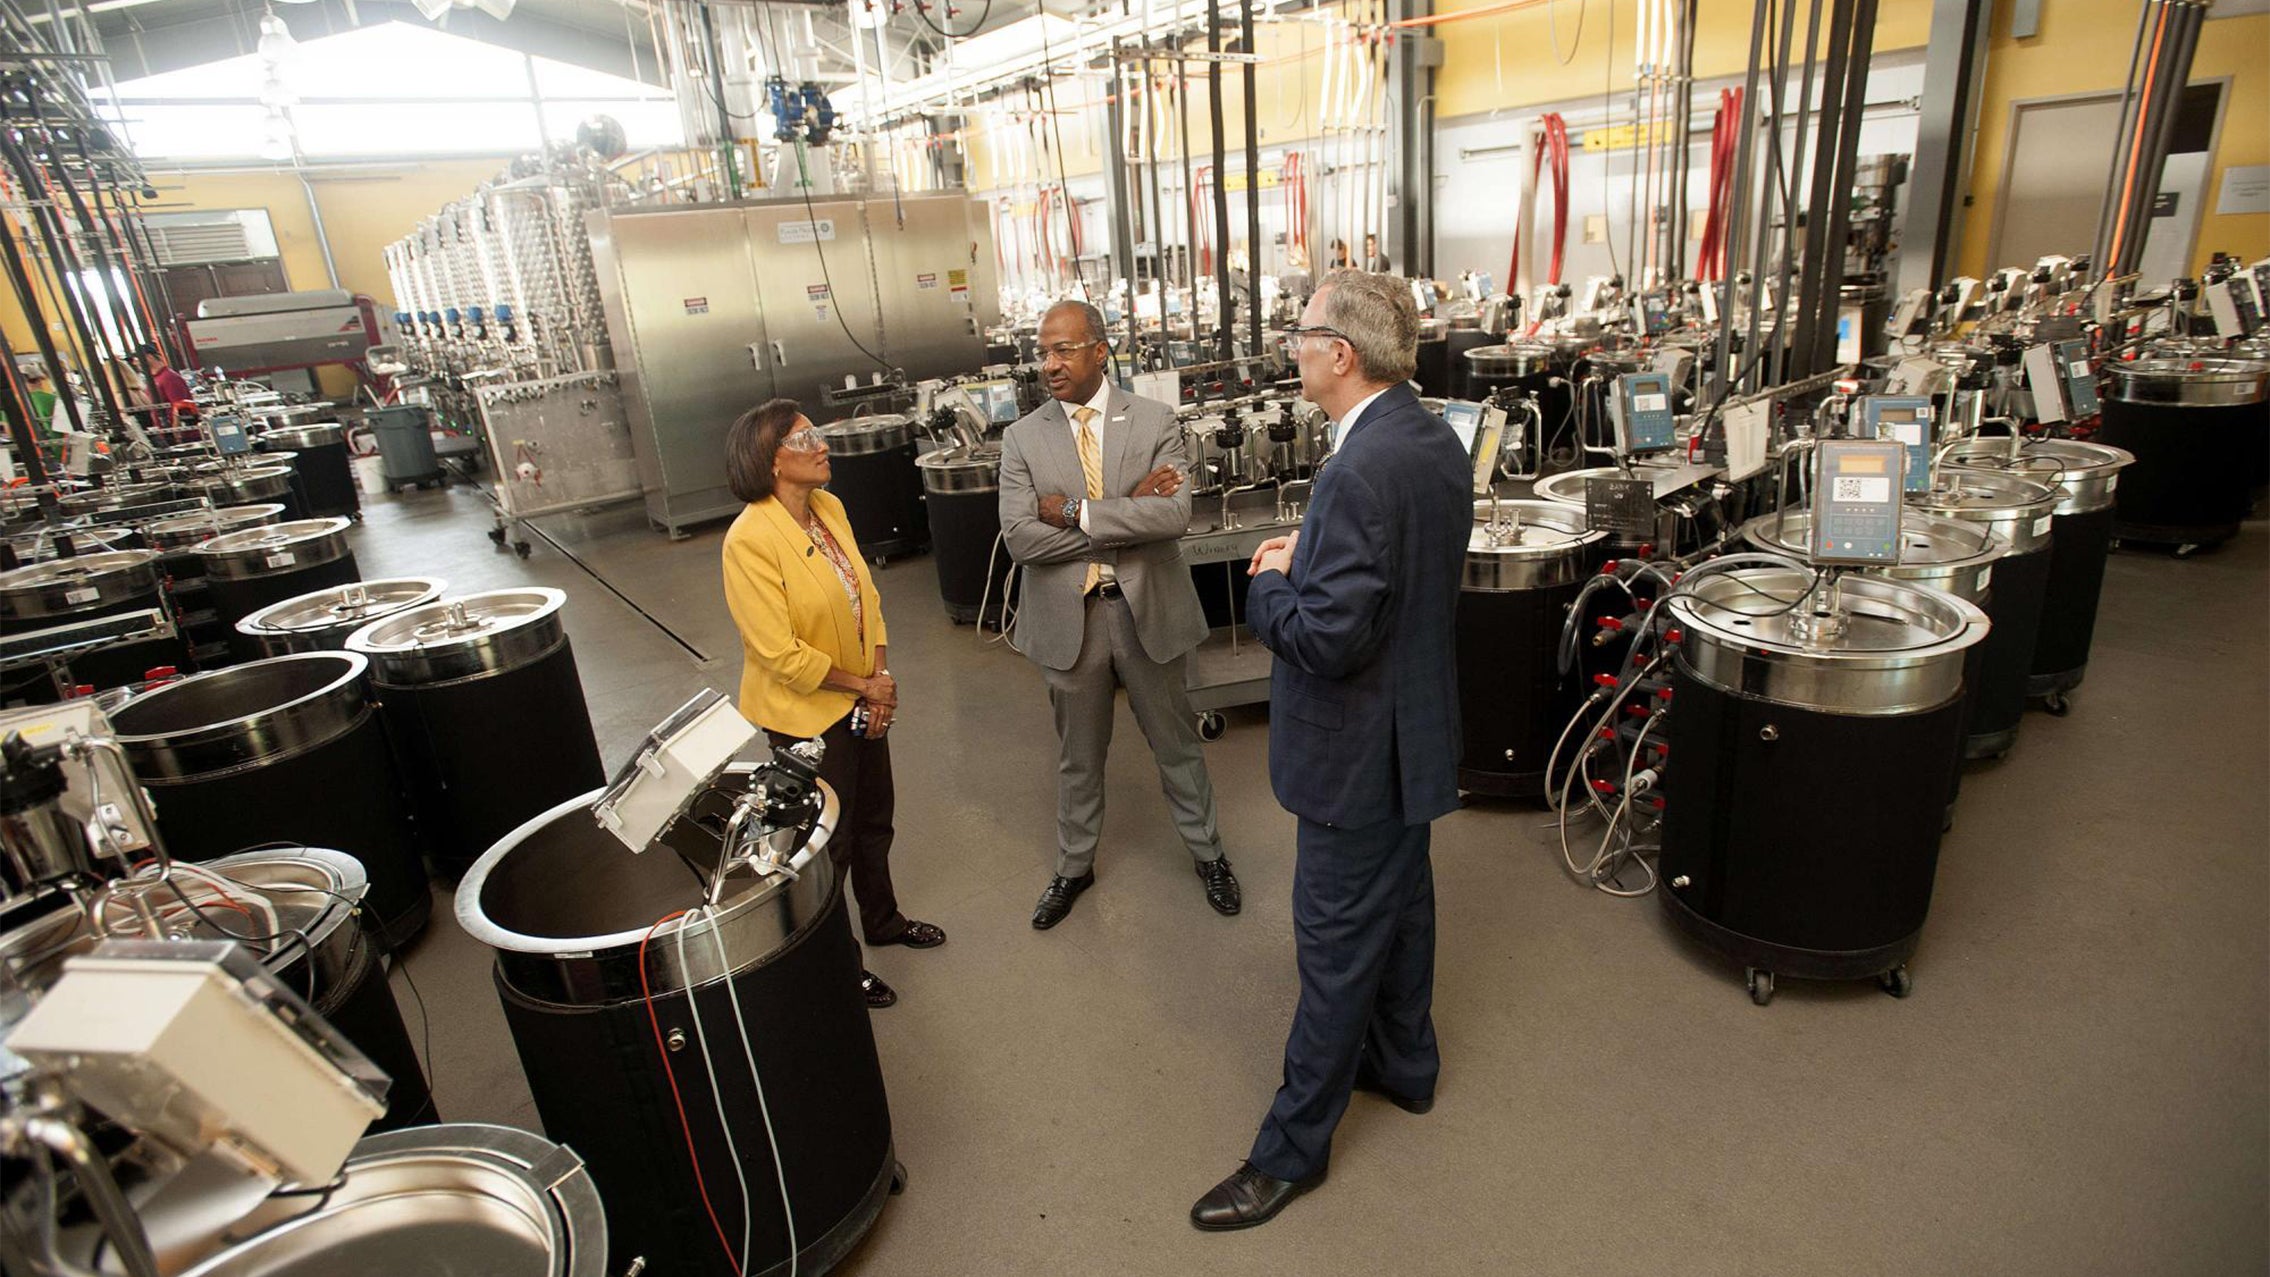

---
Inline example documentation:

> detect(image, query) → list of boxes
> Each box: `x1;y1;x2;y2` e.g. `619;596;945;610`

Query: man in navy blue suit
1191;269;1473;1230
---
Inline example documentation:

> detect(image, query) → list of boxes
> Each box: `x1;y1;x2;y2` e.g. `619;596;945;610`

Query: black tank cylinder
1909;470;2060;759
109;652;431;950
2098;357;2268;547
919;447;1014;626
348;588;606;880
1455;500;1608;797
1657;569;1989;988
263;423;362;519
818;415;928;560
197;517;362;664
141;504;286;670
458;771;896;1277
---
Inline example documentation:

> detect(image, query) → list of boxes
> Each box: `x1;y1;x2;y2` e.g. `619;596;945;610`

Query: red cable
640;909;742;1275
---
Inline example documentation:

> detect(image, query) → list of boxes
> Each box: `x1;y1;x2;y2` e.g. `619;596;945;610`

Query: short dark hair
725;397;804;503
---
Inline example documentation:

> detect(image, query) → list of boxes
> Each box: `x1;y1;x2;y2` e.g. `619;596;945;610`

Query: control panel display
1441;400;1506;494
1856;395;1934;494
967;379;1021;425
2053;339;2099;417
1610;371;1678;456
1810;439;1906;565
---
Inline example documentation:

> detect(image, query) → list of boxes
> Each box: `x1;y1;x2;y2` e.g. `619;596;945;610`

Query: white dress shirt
1329;385;1392;450
1067;380;1116;584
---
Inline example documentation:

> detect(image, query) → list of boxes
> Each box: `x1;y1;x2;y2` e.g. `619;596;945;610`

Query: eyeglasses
1039;341;1104;362
1287;325;1351;346
779;427;827;454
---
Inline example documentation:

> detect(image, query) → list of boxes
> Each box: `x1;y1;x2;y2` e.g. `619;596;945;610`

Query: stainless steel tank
1909;470;2059;759
197;517;361;664
2097;356;2268;550
109;652;430;949
457;768;897;1276
0;549;190;700
178;1124;607;1276
1533;465;1727;561
817;413;928;560
188;464;299;517
259;421;362;520
347;588;605;880
1455;500;1610;797
1942;437;2135;706
1659;568;1990;1003
236;577;447;657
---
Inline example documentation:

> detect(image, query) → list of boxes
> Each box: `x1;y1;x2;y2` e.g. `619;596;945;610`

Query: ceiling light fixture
411;0;516;22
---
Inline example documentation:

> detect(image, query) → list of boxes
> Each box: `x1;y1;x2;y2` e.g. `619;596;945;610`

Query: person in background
23;367;56;435
1362;232;1391;274
998;300;1239;930
1328;238;1351;270
721;398;947;1009
1190;269;1471;1232
135;343;191;431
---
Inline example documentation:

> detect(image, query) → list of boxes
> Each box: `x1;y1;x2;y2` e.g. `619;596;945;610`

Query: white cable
709;911;799;1277
675;909;756;1276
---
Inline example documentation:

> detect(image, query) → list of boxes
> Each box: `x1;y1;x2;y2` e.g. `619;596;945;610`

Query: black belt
1091;581;1123;599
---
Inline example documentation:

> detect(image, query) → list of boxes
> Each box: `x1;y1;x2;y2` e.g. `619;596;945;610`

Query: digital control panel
210;416;252;456
2053;338;2099;417
1441;399;1506;494
1810;439;1907;565
1856;396;1934;494
1610;371;1677;456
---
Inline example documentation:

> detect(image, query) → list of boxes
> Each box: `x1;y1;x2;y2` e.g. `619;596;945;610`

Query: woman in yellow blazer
722;398;945;1009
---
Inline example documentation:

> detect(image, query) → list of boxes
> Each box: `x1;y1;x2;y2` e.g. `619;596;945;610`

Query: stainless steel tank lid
261;422;347;448
345;587;567;684
58;481;173;508
0;549;163;614
145;504;287;552
238;577;449;638
1909;470;2059;551
1530;463;1690;509
1465;499;1607;557
1942;438;2134;516
917;444;1002;493
111;652;372;781
2103;356;2269;404
818;413;917;454
197;516;355;561
1463;343;1553;374
1669;566;1989;690
177;1122;609;1277
1742;508;1997;565
1;527;134;559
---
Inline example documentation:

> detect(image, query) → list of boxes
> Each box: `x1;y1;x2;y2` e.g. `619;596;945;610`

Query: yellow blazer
722;489;890;737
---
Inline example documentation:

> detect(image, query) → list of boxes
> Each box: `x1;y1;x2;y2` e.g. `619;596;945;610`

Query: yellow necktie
1075;406;1103;595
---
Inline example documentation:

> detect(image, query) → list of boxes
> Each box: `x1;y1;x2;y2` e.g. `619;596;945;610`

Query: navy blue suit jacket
1247;382;1472;828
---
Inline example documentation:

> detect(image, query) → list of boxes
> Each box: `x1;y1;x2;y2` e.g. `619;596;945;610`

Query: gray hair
1045;299;1107;346
1315;269;1418;385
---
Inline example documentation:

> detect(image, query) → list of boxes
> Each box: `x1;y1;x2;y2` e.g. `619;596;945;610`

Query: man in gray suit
999;299;1240;929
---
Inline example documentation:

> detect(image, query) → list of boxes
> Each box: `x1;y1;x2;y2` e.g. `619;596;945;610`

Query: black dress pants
769;714;907;944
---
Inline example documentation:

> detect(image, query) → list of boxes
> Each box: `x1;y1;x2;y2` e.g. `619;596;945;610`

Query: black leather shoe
1196;856;1241;916
1353;1067;1434;1115
1031;871;1095;930
880;920;946;949
860;970;897;1008
1190;1162;1322;1231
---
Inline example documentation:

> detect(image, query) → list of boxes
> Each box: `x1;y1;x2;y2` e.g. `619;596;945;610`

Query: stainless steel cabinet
588;193;998;537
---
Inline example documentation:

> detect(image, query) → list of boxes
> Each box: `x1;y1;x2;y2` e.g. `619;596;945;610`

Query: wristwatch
1062;496;1083;528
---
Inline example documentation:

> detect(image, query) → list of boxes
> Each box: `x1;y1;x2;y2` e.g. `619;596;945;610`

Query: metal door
588;205;771;533
744;199;889;415
870;194;998;394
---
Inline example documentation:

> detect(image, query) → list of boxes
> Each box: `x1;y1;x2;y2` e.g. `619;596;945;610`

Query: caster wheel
514;541;532;558
1879;965;1913;999
1745;968;1775;1006
2041;691;2070;717
350;512;363;523
488;527;507;544
1196;711;1226;742
890;1160;908;1196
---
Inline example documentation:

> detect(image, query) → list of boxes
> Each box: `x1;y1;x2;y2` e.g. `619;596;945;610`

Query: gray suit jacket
998;388;1210;672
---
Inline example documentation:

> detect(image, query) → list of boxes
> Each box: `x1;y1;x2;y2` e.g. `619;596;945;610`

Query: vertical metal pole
1241;0;1263;359
1208;0;1235;364
1900;0;1995;295
1710;0;1772;406
1;131;127;425
0;321;52;487
0;194;93;438
1774;0;1828;386
1742;0;1800;393
1104;48;1140;298
1806;0;1877;374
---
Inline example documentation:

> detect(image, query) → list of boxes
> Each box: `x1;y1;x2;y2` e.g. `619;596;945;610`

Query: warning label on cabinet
917;273;939;291
807;283;831;322
947;269;969;296
683;296;709;315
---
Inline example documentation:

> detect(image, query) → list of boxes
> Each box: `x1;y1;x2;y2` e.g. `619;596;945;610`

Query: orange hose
2108;2;2171;271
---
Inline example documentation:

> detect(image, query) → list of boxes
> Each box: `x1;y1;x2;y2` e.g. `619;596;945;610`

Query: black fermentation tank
918;445;1013;626
197;517;362;664
818;413;928;560
347;588;605;880
1455;500;1609;797
260;421;362;520
0;550;190;700
457;768;897;1277
109;652;431;949
1659;569;1990;1004
1943;437;2135;707
2097;357;2268;551
1909;470;2058;759
142;505;285;669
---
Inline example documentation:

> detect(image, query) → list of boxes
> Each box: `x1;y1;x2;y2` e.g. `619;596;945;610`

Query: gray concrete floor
350;481;2267;1276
